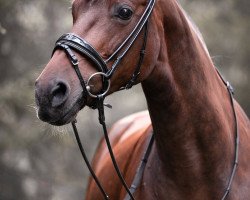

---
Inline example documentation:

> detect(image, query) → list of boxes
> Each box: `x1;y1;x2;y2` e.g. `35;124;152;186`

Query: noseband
52;0;156;199
51;0;239;199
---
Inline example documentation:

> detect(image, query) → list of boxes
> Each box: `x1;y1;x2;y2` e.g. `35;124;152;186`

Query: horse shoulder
86;110;152;199
91;110;151;168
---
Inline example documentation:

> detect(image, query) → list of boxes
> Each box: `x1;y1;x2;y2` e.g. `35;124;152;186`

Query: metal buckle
226;81;234;95
86;72;111;98
71;59;79;66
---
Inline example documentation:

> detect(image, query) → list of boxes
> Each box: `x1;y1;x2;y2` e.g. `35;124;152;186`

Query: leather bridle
52;0;156;104
51;0;239;199
52;0;156;199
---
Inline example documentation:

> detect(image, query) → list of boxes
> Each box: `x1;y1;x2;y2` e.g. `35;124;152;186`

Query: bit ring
86;72;110;98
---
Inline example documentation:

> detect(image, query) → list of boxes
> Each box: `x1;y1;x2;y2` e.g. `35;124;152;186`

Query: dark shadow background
0;0;249;199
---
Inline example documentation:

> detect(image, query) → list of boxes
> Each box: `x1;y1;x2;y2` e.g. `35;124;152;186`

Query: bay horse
35;0;250;199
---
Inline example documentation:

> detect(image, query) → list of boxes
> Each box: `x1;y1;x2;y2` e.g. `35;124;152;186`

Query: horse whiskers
51;125;71;137
27;104;38;111
26;104;40;120
26;103;44;126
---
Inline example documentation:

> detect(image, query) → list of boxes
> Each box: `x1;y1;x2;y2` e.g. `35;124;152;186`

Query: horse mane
177;2;211;57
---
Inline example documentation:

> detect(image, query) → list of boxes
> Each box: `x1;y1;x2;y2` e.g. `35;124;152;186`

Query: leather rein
52;0;156;199
51;0;239;199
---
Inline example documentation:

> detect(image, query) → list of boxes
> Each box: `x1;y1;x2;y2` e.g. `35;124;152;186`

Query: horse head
35;0;158;126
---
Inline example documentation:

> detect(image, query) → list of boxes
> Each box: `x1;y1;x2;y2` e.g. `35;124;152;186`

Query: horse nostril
51;81;70;108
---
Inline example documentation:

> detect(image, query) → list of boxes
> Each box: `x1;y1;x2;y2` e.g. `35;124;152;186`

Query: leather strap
52;43;88;103
51;0;156;199
54;33;108;73
124;132;154;200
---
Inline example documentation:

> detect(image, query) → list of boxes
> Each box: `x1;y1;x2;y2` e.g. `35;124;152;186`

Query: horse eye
117;6;133;20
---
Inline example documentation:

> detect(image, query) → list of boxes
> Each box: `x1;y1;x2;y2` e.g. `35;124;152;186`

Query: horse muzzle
35;77;83;126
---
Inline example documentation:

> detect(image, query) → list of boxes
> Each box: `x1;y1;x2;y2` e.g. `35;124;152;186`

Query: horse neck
142;0;235;189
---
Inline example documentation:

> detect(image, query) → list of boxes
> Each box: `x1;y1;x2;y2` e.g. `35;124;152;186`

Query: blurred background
0;0;249;199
